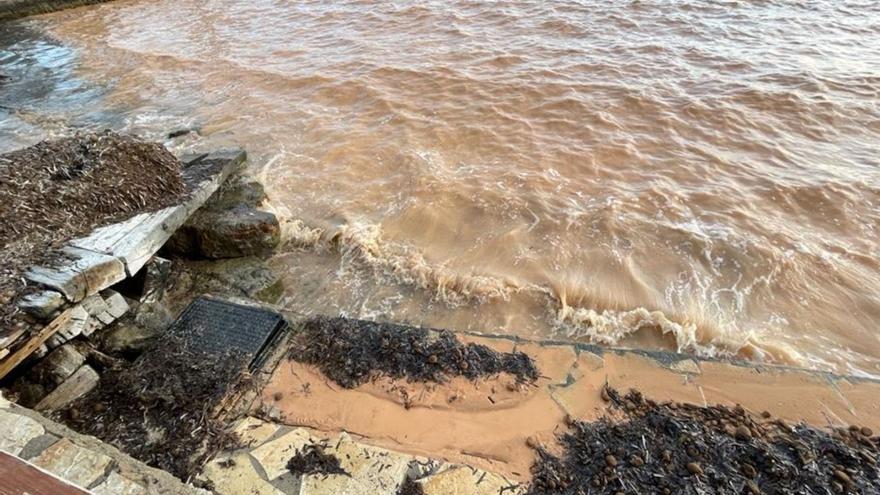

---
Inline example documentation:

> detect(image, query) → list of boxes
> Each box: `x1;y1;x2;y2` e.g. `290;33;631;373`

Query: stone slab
29;344;85;388
418;466;522;495
0;409;45;456
249;428;314;481
233;416;281;448
92;471;148;495
200;453;285;495
26;247;126;303
297;433;412;495
36;365;99;412
31;438;113;488
103;290;130;319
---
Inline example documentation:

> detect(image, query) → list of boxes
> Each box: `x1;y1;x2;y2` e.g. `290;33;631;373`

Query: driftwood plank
24;247;125;303
70;148;246;276
0;308;76;380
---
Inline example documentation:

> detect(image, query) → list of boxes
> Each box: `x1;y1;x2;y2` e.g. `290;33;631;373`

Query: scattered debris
286;444;350;477
56;332;248;480
528;389;880;494
289;317;540;388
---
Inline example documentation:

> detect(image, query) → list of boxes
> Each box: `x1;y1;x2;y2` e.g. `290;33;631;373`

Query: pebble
273;392;283;401
724;424;737;437
661;450;672;463
761;410;772;419
686;462;703;476
741;463;757;478
526;436;540;449
629;455;644;467
735;425;752;441
605;454;618;467
427;354;438;364
860;426;873;437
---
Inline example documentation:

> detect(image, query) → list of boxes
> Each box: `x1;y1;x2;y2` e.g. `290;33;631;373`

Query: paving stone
31;438;113;488
0;409;45;456
249;428;314;480
233;416;280;447
92;471;147;495
201;453;285;495
17;290;66;321
36;365;99;412
19;433;60;459
418;465;522;495
299;433;412;495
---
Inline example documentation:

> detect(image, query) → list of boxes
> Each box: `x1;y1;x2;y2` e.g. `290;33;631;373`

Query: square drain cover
168;296;287;370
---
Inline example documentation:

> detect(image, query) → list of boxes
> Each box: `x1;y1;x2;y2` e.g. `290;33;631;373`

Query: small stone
605;454;618;467
724;424;737;437
273;392;283;401
427;354;438;364
735;425;752;441
100;322;158;357
629;455;644;467
686;462;703;476
860;427;873;437
741;463;757;478
526;436;541;449
833;470;851;485
661;450;672;463
761;410;772;419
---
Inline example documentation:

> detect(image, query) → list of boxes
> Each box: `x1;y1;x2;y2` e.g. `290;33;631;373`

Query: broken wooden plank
36;365;99;412
70;148;246;276
0;308;77;380
24;247;125;303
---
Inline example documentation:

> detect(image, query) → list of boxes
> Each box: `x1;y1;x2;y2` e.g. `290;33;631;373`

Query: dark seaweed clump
529;389;880;495
289;316;539;388
57;334;247;481
286;444;350;477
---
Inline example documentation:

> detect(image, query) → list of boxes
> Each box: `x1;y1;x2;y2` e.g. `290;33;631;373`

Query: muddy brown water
1;1;879;377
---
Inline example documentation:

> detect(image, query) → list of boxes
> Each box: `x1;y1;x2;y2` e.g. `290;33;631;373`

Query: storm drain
168;296;288;370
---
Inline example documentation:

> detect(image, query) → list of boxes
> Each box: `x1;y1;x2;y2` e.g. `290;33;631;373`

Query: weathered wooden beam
24;247;125;303
70;148;246;276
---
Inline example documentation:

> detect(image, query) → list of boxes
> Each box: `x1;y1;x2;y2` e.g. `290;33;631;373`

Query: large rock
99;322;158;357
192;205;280;258
167;179;280;259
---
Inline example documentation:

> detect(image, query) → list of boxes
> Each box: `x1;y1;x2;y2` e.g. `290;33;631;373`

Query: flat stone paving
200;416;523;495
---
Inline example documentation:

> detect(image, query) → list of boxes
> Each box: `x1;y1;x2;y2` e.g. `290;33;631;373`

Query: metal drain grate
168;296;288;370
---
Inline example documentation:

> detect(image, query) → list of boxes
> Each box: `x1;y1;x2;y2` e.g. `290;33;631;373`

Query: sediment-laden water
1;0;879;377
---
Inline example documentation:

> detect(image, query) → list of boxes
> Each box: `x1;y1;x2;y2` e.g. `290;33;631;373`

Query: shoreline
0;0;113;21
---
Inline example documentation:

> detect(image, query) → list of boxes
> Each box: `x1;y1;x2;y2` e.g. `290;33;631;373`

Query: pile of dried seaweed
286;444;350;477
529;389;880;494
57;334;247;481
0;131;185;329
289;316;539;388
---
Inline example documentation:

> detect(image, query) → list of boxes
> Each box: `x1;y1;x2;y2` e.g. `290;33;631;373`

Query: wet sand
260;333;880;481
